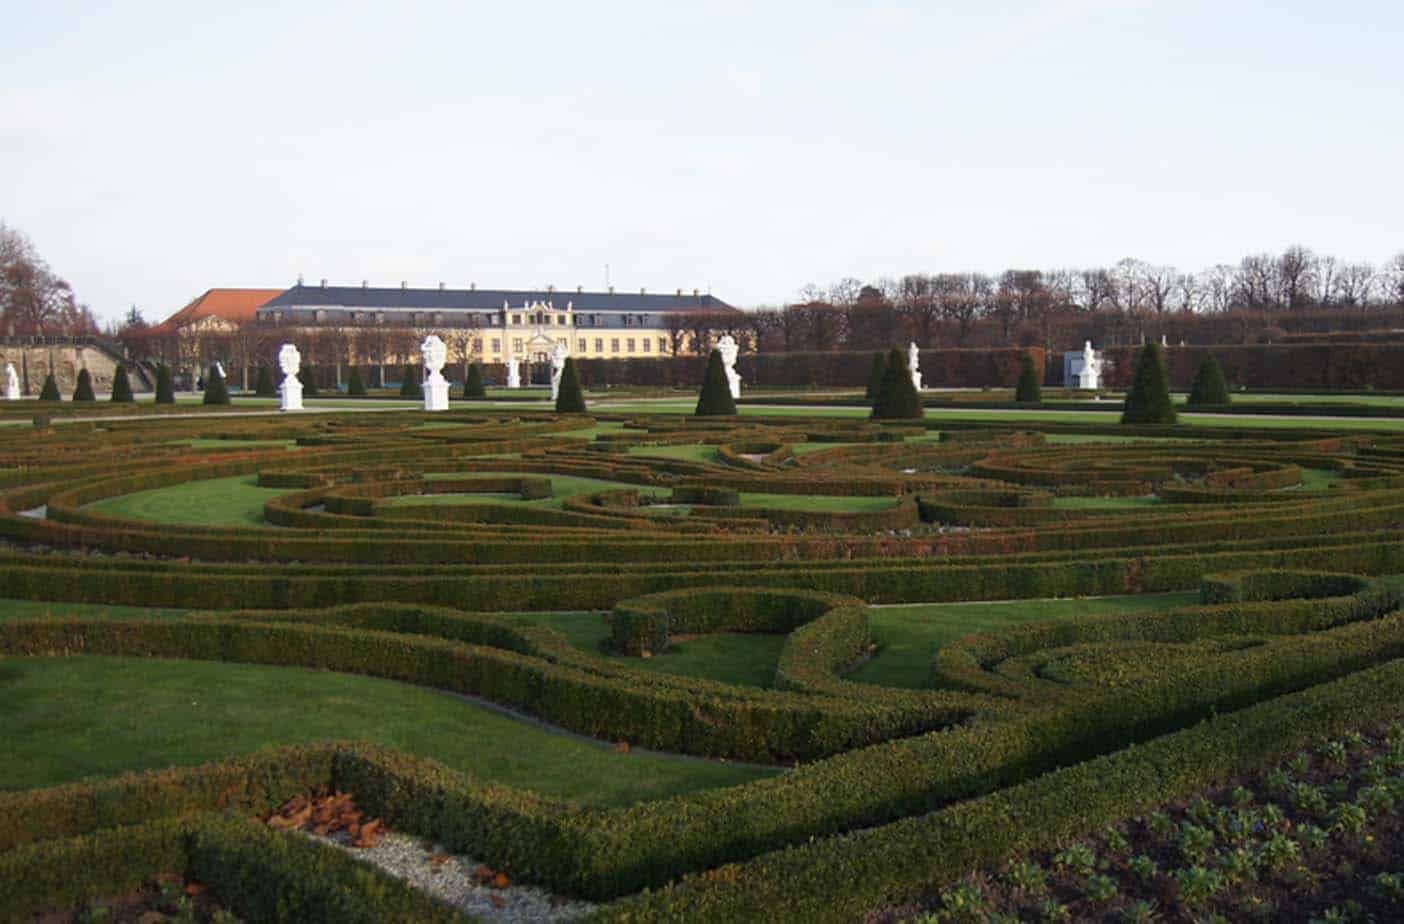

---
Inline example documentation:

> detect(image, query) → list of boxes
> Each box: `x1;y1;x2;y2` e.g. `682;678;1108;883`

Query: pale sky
3;1;1400;323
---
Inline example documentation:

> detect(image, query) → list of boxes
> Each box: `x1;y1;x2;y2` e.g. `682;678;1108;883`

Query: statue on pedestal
4;363;18;401
278;344;303;411
421;335;449;411
549;342;570;402
907;342;923;391
717;335;742;400
1076;341;1102;390
506;358;521;389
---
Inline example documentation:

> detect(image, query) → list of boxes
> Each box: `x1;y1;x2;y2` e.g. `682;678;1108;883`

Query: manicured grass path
0;655;774;803
86;474;292;527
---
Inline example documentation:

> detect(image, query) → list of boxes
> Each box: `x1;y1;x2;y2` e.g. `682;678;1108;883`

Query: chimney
608;286;615;295
400;281;407;290
470;282;477;291
675;288;681;296
547;284;554;294
320;278;327;288
297;274;304;285
361;280;368;289
576;285;583;294
640;287;646;295
438;281;445;291
692;288;699;297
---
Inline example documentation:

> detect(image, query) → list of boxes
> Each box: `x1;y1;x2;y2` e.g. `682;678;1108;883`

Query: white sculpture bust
4;362;18;401
907;341;923;391
717;334;742;400
277;343;303;411
549;341;570;401
421;334;449;411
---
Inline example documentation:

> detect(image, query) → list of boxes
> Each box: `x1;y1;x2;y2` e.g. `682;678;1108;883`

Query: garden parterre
2;407;1404;920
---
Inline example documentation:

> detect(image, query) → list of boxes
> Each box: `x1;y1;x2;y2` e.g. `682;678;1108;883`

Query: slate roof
259;284;736;314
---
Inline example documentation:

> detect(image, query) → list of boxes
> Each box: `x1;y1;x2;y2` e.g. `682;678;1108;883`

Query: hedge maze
2;408;1404;921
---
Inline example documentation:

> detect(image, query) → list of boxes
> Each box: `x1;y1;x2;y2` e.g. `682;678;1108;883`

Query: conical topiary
694;349;737;416
399;365;423;399
202;365;230;405
871;347;923;420
1121;342;1177;425
865;351;888;401
154;365;175;404
72;369;96;402
1014;352;1042;403
464;362;486;399
1187;353;1230;407
39;373;61;402
110;364;134;403
254;366;276;397
555;357;586;413
347;366;367;396
299;366;320;397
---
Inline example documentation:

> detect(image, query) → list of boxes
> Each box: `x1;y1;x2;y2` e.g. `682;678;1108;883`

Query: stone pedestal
424;376;449;412
280;376;303;412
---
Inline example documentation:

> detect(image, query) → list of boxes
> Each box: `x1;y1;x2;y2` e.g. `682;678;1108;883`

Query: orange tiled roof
152;288;284;333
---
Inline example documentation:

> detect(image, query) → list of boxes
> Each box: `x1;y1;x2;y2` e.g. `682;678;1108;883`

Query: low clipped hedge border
0;814;473;923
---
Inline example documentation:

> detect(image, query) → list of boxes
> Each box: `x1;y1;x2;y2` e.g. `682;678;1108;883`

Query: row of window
481;337;669;355
289;310;655;328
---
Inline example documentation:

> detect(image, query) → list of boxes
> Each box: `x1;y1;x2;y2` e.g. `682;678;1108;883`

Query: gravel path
311;828;596;923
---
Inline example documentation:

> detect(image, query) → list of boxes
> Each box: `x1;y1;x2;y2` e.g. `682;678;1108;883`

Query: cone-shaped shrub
399;365;423;399
154;365;175;404
1187;353;1230;407
865;351;888;401
202;365;230;405
110;364;134;403
694;349;737;416
871;347;923;420
464;363;486;399
254;366;276;397
1014;352;1042;403
1121;342;1177;425
39;373;61;402
347;366;367;396
555;358;586;413
298;366;320;397
72;369;96;402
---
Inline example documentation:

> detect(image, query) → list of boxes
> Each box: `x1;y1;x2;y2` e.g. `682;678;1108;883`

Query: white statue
213;360;226;382
4;363;18;401
421;334;449;412
717;334;742;400
549;341;570;402
278;344;302;411
506;357;521;389
907;342;923;391
1076;340;1102;390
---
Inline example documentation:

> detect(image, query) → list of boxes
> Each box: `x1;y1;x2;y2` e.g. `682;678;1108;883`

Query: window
577;338;586;353
473;339;483;353
375;312;385;324
595;338;604;352
513;339;523;353
626;338;636;353
557;314;567;325
314;309;326;323
491;339;501;353
658;338;668;354
622;315;631;326
611;338;620;353
642;338;650;353
639;314;649;326
484;314;495;325
511;314;521;325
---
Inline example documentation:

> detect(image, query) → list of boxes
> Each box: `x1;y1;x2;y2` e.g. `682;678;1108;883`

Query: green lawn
0;656;773;803
1052;495;1161;509
849;591;1201;689
185;438;298;451
628;443;720;464
0;599;188;621
86;474;293;527
738;491;898;512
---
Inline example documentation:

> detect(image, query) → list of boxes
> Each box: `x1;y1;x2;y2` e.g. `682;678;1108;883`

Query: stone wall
0;345;144;397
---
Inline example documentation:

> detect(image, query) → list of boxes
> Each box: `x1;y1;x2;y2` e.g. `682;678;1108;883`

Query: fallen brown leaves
264;791;385;848
470;864;512;890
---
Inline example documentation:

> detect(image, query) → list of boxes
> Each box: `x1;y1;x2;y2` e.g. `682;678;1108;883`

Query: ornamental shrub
347;366;367;397
1121;342;1177;425
1015;352;1042;403
865;351;887;401
871;347;922;420
694;349;736;416
71;369;96;402
399;365;423;399
38;373;60;402
1187;353;1230;407
464;363;486;399
254;366;276;397
299;366;320;397
202;365;229;405
154;365;174;404
110;364;134;403
555;357;586;413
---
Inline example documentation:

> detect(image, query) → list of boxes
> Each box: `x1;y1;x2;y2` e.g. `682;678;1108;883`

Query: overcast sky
3;0;1400;324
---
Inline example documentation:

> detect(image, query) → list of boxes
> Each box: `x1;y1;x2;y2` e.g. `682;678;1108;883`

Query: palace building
255;282;738;367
